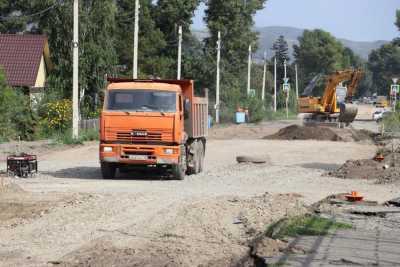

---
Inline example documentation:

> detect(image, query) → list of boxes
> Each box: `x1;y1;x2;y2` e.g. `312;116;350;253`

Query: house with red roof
0;34;53;103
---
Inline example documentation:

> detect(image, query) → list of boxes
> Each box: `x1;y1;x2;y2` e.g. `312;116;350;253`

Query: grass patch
266;215;352;239
382;111;400;133
51;128;99;145
265;109;298;121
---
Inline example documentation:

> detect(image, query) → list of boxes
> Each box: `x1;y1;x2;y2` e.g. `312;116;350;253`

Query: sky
192;0;400;42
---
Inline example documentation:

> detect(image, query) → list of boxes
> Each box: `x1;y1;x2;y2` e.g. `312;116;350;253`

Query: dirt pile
264;125;375;142
327;152;400;184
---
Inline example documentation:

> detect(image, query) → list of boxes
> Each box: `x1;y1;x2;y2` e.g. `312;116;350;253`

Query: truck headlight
103;147;113;152
164;148;174;155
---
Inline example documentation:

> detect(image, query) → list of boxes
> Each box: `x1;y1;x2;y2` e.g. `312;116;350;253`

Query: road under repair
1;117;399;266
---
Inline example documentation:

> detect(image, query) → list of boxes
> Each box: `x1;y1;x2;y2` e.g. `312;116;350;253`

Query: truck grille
106;129;173;143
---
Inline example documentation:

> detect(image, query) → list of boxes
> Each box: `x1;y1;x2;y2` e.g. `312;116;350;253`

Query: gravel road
1;120;398;266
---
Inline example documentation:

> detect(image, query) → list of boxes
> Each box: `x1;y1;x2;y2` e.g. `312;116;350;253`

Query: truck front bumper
99;144;179;165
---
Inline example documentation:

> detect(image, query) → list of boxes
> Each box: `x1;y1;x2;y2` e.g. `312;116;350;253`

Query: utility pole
284;60;289;119
72;0;79;139
177;25;182;80
133;0;140;79
261;50;267;101
247;45;252;96
295;64;299;99
274;57;277;112
284;59;287;79
215;31;221;124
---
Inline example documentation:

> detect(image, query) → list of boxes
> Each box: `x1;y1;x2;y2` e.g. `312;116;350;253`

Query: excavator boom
298;69;363;125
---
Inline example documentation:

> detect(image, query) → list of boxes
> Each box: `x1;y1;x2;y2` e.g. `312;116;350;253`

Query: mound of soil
327;153;400;184
264;125;375;142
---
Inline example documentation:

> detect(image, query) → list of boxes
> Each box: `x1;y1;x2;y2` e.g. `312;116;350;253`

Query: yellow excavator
298;69;363;125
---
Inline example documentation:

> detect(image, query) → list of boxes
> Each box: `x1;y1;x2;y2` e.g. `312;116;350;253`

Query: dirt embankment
0;178;91;228
59;193;307;267
264;125;376;143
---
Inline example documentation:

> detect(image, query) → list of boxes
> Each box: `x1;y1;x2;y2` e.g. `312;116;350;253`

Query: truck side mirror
184;99;190;119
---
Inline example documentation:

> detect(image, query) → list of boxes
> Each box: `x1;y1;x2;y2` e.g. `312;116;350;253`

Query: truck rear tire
101;162;116;179
187;141;201;175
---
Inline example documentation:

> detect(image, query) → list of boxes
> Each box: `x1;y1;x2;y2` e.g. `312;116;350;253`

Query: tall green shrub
0;68;36;141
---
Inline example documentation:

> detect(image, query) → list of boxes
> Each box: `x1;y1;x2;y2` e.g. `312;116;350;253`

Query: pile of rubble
328;150;400;184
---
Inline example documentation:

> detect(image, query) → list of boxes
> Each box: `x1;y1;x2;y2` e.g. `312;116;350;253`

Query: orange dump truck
99;78;208;180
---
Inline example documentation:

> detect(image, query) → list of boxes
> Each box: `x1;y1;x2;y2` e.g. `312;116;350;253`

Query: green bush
243;96;265;123
0;69;36;141
52;128;99;145
383;111;400;133
277;87;298;111
265;109;298;120
41;99;73;132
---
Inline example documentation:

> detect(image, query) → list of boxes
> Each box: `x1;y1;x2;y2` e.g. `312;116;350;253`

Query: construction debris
236;155;270;164
327;150;400;183
386;197;400;207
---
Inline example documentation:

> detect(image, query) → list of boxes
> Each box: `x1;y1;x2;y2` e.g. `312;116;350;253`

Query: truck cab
99;78;208;180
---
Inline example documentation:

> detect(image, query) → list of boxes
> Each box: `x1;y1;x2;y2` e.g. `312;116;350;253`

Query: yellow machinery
298;69;363;124
376;96;389;108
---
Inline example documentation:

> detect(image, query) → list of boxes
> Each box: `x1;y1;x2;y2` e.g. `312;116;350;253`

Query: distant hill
192;26;389;61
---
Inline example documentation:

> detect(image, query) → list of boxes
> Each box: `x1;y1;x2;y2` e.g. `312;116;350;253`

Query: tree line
0;0;399;141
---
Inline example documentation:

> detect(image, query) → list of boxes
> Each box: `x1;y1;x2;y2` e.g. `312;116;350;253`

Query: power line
0;1;62;21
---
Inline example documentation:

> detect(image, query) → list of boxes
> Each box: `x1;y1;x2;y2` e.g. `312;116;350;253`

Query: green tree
294;29;356;95
0;0;31;33
271;35;290;87
396;9;400;31
204;0;267;115
272;35;290;63
32;0;119;116
368;42;400;95
205;0;266;75
294;30;346;77
0;68;36;141
155;0;200;43
154;0;201;79
116;0;173;78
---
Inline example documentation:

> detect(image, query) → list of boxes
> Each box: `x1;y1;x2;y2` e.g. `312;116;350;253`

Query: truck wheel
187;141;200;175
172;164;185;180
172;145;187;180
101;162;116;179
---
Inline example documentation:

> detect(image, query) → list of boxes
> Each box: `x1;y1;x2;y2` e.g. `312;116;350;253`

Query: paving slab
266;213;400;266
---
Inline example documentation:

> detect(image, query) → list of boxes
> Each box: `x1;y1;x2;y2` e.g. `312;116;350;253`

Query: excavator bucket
338;103;358;124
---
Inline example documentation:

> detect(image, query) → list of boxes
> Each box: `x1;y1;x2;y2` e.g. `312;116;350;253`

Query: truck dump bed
166;79;208;138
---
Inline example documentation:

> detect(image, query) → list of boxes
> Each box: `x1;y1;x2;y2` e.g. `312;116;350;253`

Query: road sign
249;89;256;97
283;78;290;84
283;83;290;93
391;85;399;94
336;86;347;103
392;78;399;84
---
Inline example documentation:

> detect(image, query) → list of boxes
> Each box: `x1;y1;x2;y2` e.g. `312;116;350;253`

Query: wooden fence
79;118;99;131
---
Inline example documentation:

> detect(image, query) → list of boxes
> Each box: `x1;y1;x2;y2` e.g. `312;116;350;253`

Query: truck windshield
107;90;177;112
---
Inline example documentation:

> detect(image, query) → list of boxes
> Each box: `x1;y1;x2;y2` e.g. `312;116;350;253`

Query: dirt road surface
1;120;398;266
